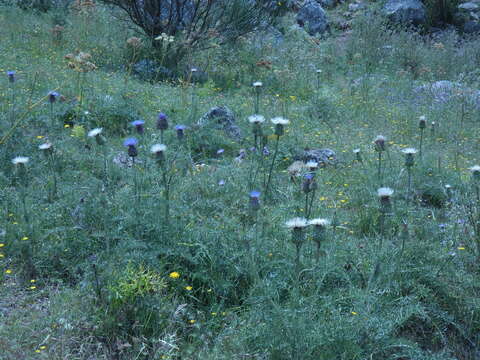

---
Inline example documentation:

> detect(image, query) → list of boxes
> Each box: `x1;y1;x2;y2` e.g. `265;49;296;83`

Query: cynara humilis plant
309;218;330;263
38;142;58;201
156;112;168;143
47;91;59;129
252;81;262;114
401;148;417;204
374;135;386;185
151;143;172;235
88;128;108;188
285;217;308;272
264;117;289;201
418;115;426;159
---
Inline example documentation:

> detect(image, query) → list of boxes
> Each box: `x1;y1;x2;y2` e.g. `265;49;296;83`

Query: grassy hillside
1;3;480;359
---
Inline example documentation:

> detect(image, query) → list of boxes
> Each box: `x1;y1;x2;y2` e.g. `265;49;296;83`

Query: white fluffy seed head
402;148;417;155
353;148;361;154
306;161;318;169
271;117;290;125
150;144;167;153
285;217;308;229
248;115;265;124
469;165;480;173
253;81;263;87
377;187;394;198
88;128;103;137
12;156;29;165
38;143;52;150
308;218;330;227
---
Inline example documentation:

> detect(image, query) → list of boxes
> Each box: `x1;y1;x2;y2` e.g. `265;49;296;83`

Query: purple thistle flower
302;173;316;193
157;112;168;130
48;91;60;104
131;120;145;134
263;146;270;156
123;137;138;158
249;190;261;210
7;71;16;83
218;179;226;186
174;124;187;140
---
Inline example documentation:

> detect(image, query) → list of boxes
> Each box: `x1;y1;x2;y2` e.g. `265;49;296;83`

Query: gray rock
384;0;426;25
317;0;336;9
413;80;480;109
197;106;243;140
296;0;329;35
300;148;337;166
464;20;480;33
458;2;479;11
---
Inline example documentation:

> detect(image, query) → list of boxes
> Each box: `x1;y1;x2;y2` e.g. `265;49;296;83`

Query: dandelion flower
12;156;29;165
169;271;180;279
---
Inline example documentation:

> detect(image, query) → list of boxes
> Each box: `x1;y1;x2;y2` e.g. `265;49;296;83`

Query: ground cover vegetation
1;0;480;359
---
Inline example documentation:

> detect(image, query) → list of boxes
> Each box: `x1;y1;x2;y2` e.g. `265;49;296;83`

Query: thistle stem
264;136;280;201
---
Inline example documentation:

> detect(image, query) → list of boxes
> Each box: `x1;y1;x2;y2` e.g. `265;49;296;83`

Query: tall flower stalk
374;135;386;185
7;71;16;126
377;187;394;246
48;91;59;129
88;128;108;188
418;116;426;159
39;143;58;201
253;81;262;114
402;148;417;204
265;117;289;200
309;218;330;263
286;217;308;272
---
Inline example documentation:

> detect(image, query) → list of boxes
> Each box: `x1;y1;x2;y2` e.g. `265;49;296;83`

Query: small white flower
38;143;52;150
248;115;265;124
253;81;263;87
308;218;330;227
285;217;308;229
271;117;290;125
150;144;167;154
12;156;29;165
402;148;417;155
377;187;394;198
88;128;103;137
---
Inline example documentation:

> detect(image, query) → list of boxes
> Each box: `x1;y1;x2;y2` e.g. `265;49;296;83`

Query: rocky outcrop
384;0;426;25
296;0;329;35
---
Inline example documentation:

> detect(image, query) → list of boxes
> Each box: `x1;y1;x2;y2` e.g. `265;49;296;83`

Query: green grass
1;4;480;360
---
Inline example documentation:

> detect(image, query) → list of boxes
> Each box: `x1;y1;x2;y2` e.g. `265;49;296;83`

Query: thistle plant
252;81;262;114
131;120;145;135
264;117;289;201
7;71;16;126
418;116;426;159
302;173;317;219
88;128;108;187
401;148;417;204
315;69;322;92
190;68;198;122
466;165;480;260
12;156;30;222
285;217;308;271
377;187;394;244
47;91;59;129
247;190;261;252
353;148;362;163
38;142;58;201
123;137;139;203
309;218;330;263
374;135;386;185
151;144;173;234
156;112;168;143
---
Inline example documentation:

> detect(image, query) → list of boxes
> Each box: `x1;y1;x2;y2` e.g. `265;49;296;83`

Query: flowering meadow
1;3;480;360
